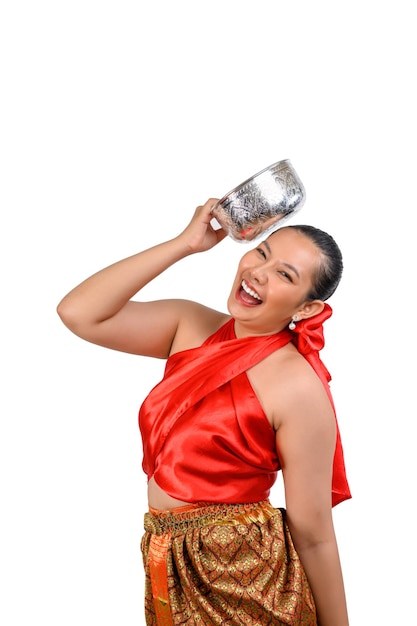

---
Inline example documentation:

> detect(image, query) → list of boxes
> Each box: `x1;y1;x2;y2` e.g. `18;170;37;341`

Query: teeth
242;279;262;300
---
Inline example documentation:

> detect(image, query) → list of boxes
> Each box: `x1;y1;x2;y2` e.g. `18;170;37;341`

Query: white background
1;1;416;624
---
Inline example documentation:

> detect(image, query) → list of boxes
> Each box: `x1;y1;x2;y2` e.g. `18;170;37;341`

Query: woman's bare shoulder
170;299;230;354
249;345;333;429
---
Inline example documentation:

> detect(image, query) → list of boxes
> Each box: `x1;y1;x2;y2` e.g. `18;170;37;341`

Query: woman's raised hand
176;199;228;254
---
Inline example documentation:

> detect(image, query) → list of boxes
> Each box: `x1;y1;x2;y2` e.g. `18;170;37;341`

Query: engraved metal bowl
211;159;306;242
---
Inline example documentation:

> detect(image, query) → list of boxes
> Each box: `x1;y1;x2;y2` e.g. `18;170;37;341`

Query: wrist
171;233;201;257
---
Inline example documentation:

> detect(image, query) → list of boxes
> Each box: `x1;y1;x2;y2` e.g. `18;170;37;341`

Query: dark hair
284;224;343;301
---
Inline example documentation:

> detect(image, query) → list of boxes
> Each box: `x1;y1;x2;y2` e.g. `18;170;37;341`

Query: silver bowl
211;159;306;242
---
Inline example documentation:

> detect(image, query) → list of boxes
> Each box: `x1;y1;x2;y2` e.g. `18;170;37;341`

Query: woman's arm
275;360;349;626
56;199;227;357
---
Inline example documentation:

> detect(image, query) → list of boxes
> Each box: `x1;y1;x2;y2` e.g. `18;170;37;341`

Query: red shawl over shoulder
139;304;351;507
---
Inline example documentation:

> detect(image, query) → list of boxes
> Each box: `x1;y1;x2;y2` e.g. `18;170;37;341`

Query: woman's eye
279;270;292;282
256;248;266;258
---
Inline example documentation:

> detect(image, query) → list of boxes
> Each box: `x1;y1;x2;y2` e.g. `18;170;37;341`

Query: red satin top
138;304;351;507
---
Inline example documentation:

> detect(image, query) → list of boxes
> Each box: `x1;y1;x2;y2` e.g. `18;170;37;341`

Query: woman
57;198;351;625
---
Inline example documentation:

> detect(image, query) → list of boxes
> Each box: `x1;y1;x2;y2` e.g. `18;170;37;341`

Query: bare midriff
147;475;191;511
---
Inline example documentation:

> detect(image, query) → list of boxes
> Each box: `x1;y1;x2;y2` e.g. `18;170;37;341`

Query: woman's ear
297;300;325;320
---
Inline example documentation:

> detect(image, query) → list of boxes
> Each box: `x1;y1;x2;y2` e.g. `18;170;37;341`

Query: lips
239;279;263;306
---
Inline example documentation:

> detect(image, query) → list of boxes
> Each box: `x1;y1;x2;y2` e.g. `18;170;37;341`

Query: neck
233;319;288;339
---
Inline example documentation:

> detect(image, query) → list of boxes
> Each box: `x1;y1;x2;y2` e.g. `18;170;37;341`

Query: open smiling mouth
240;279;263;305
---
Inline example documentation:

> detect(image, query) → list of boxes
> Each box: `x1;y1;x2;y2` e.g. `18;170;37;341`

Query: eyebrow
262;240;300;279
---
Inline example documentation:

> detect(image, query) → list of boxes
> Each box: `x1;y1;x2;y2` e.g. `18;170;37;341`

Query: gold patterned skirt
140;500;317;625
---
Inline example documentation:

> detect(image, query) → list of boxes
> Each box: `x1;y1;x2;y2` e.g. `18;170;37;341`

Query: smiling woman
57;198;351;626
228;226;342;338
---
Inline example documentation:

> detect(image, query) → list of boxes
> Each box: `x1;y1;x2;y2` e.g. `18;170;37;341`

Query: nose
250;264;267;284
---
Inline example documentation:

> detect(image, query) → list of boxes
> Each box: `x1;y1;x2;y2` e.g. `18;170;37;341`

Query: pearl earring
289;314;299;330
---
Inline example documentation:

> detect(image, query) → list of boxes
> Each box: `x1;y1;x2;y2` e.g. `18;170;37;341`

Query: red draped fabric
290;305;351;505
139;304;351;507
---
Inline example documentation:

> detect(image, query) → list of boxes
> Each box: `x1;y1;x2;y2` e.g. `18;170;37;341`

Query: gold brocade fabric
141;501;317;625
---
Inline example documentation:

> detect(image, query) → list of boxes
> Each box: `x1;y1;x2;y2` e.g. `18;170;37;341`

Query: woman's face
227;227;322;336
